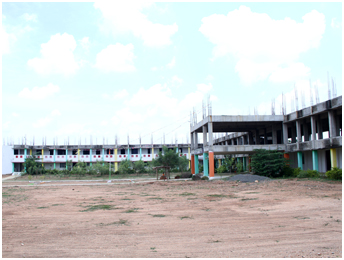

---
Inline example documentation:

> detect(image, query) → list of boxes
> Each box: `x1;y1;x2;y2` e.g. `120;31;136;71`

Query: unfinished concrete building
190;96;342;176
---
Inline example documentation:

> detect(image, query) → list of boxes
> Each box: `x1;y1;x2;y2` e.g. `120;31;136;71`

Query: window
14;149;18;155
159;148;162;152
83;149;90;155
132;149;138;154
106;149;113;155
36;150;42;155
147;148;151;154
60;163;66;168
179;148;182;153
50;150;54;155
96;150;101;155
72;149;78;155
121;149;125;155
57;150;66;155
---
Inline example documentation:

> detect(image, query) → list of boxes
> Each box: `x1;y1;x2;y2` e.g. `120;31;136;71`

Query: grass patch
52;204;64;206
99;219;129;226
294;216;310;220
241;198;258;201
180;216;193;220
124;208;139;213
121;198;134;201
207;194;227;198
179;192;196;196
151;214;166;218
37;206;48;209
147;197;163;200
80;204;116;212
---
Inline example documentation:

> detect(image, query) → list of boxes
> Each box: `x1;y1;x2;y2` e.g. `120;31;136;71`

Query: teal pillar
297;152;303;170
140;147;142;160
24;148;27;171
312;150;318;171
102;148;105;166
54;149;56;169
127;148;130;161
12;163;15;173
90;148;92;166
194;155;199;174
203;153;209;176
66;149;68;169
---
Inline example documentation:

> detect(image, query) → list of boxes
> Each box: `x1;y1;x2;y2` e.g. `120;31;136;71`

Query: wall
2;145;13;174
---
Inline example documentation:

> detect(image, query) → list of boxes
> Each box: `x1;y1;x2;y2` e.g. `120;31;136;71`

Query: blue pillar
194;155;199;174
312;150;318;171
203;153;209;176
102;148;105;166
53;149;56;169
297;152;303;170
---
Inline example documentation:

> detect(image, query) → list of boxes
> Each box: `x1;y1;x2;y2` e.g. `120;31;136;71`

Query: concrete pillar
317;115;323;139
208;122;213;146
328;110;337;138
304;121;310;141
209;151;214;177
102;148;105;166
311;116;317;141
330;148;337;168
194;133;198;149
297;152;303;170
255;130;260;144
24;148;27;171
41;149;44;167
218;159;221;167
264;128;267;144
114;148;118;171
312;150;319;171
66;149;68;169
53;149;56;169
231;139;234;145
30;149;32;156
195;155;199;174
283;123;288;144
140;147;142;160
272;125;277;144
203;153;209;176
188;147;190;169
191;155;195;174
243;157;246;171
296;120;301;143
248;156;252;172
291;123;297;143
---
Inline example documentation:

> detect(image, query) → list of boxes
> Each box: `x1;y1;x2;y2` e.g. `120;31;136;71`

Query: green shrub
293;167;302;177
250;149;286;177
217;165;227;174
201;176;209;180
297;169;319;178
281;165;295;177
192;174;202;181
326;167;342;180
236;162;243;173
114;171;120;175
51;169;59;175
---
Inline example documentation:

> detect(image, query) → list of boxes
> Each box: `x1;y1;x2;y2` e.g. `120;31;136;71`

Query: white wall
2;145;13;174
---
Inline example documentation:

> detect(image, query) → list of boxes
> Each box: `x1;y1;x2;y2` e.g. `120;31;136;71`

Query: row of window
14;148;182;156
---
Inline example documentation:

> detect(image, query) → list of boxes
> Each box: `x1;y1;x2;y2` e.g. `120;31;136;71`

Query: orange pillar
284;153;290;166
209;152;214;177
191;155;195;174
248;156;251;172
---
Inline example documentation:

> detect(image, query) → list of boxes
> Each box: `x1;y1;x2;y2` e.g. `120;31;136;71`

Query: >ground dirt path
2;179;342;258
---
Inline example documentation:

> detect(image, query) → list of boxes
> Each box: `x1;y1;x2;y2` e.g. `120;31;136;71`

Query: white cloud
197;83;213;93
95;43;136;72
166;56;176;68
22;13;37;22
331;17;341;28
18;83;60;100
32;109;62;128
11;112;19;117
27;33;79;75
171;75;183;86
2;26;16;55
94;2;178;47
51;109;61;116
79;37;90;51
205;75;214;81
199;6;326;85
103;89;129;100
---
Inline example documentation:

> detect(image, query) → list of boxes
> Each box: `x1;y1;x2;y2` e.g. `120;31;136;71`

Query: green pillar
243;157;246;172
12;163;15;173
297;152;303;170
203;153;209;176
194;155;199;174
312;150;318;171
90;148;92;166
140;148;142;160
53;149;56;169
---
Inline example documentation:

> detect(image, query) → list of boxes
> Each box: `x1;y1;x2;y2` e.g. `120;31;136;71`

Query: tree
23;155;44;175
119;159;133;174
155;146;179;169
250;149;286;177
222;156;235;173
133;160;146;174
178;155;189;172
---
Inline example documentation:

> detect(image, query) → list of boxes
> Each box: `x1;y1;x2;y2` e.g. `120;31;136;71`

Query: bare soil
2;178;342;258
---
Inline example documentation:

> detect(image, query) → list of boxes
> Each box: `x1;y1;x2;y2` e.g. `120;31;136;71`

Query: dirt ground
2;178;342;258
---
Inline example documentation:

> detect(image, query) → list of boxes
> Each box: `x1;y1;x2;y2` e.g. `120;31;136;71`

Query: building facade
190;96;342;176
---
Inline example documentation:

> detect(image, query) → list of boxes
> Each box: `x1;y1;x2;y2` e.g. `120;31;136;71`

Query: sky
2;1;342;146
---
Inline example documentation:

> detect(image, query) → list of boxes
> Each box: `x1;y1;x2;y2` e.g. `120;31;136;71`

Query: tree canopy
250;149;286;177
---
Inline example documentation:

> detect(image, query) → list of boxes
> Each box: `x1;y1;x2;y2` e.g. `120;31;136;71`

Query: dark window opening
60;163;66;168
179;148;182;153
159;148;162;152
147;148;151;154
132;149;138;154
36;150;42;155
14;149;18;155
106;149;113;155
50;150;54;155
72;149;78;155
121;149;125;155
83;149;90;155
57;150;66;155
96;150;101;155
